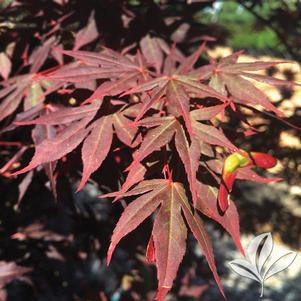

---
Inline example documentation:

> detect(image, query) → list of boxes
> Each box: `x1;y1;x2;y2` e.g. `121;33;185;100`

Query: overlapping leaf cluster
0;18;297;298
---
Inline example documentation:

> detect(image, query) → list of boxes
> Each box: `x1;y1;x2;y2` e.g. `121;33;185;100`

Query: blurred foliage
200;2;278;51
200;0;301;59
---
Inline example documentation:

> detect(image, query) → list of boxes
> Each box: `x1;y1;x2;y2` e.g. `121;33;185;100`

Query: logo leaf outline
257;232;273;275
230;232;297;298
229;259;262;283
246;232;271;274
263;251;297;280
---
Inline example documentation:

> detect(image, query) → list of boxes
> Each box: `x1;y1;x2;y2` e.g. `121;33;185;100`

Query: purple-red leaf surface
2;37;293;300
196;182;244;255
106;181;226;300
73;13;98;51
77;115;113;191
0;261;31;290
12;117;92;175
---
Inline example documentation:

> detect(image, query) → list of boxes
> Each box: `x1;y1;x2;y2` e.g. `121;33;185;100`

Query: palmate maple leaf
12;101;141;190
0;33;148;123
0;36;65;122
45;47;151;105
102;179;225;301
121;43;229;137
6;38;296;301
124;103;237;207
195;51;301;116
